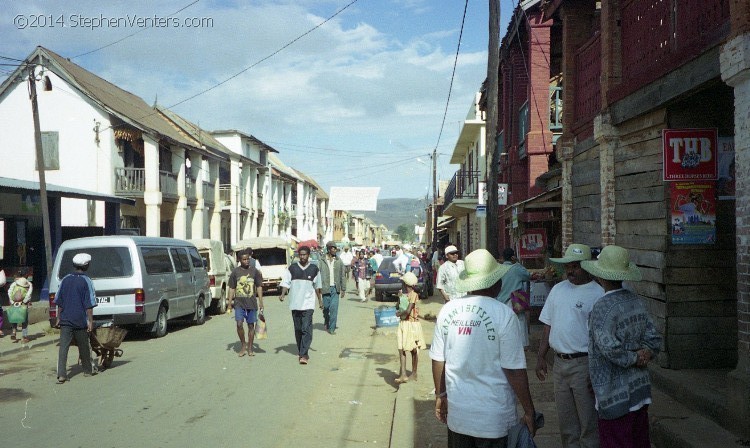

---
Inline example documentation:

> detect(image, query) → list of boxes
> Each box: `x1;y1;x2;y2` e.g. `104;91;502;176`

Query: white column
172;146;187;239
143;135;162;237
192;157;207;238
209;160;222;241
230;158;241;245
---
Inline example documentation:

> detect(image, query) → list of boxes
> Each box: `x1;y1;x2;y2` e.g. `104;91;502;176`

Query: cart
89;326;127;369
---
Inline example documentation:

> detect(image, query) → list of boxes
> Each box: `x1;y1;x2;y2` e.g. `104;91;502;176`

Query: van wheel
215;289;227;315
152;305;168;338
195;299;206;325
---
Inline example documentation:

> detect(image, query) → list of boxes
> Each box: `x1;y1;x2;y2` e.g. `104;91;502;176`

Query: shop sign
519;228;547;259
530;281;552;307
663;128;718;181
670;181;716;245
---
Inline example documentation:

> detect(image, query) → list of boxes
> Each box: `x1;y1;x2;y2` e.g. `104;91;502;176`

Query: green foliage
395;223;415;242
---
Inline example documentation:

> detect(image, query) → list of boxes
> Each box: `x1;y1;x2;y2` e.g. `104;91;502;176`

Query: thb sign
519;228;547;259
663;129;718;181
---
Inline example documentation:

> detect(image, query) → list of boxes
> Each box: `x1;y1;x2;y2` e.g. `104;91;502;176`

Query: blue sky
1;0;516;199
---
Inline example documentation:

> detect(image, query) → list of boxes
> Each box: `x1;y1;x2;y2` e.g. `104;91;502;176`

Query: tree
395;224;415;243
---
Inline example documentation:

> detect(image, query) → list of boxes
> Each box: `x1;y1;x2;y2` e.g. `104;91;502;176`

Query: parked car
48;236;211;338
232;237;293;292
189;239;234;315
374;256;434;301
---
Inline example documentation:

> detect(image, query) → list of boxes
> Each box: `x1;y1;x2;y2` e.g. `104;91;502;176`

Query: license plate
389;273;401;278
96;296;112;304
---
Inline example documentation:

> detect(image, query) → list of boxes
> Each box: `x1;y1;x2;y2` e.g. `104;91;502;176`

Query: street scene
1;1;750;447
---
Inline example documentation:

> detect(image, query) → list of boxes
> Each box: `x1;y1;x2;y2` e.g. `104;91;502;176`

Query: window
58;247;133;280
188;247;204;269
141;247;174;274
170;248;191;273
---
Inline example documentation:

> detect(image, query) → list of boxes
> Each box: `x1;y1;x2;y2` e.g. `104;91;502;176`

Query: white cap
444;245;459;254
72;253;92;266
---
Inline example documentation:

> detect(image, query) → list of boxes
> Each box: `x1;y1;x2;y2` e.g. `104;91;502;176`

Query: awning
437;216;456;228
501;187;561;218
0;176;135;205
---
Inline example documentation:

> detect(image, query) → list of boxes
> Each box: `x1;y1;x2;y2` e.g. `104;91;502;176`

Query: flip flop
238;350;247;357
299;357;308;365
394;378;409;384
56;377;67;384
248;352;255;357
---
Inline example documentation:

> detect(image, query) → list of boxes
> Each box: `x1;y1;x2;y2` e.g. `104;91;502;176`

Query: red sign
519;228;547;259
663;128;718;181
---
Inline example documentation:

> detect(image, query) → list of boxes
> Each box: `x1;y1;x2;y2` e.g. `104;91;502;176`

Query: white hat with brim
580;245;642;282
549;243;592;264
401;272;418;286
455;249;511;293
14;277;30;288
444;245;459;255
72;253;92;266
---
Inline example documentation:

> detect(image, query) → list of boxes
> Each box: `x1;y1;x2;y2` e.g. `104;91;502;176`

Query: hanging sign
663;128;718;181
519;228;547;259
670;181;716;245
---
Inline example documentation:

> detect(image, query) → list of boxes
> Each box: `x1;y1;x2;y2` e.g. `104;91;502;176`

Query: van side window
170;248;192;273
142;247;174;274
188;247;204;269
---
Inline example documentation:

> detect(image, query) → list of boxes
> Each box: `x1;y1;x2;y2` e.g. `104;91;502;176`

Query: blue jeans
322;286;339;332
57;326;95;378
292;309;314;358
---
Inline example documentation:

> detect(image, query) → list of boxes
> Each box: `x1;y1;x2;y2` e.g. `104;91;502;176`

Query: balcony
203;182;215;206
218;184;247;209
114;168;177;199
443;170;480;217
185;177;197;204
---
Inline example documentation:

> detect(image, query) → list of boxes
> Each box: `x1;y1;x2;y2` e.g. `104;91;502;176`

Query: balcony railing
203;182;215;205
444;170;480;207
218;184;247;207
185;177;196;202
114;168;177;199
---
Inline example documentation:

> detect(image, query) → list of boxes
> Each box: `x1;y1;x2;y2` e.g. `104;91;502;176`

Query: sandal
56;377;67;384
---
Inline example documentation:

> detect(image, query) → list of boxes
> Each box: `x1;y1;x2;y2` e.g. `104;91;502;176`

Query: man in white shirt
339;245;354;283
372;248;384;269
436;245;466;303
430;249;537;445
279;246;322;365
536;243;604;448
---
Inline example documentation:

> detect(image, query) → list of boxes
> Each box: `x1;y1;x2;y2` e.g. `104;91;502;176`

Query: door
188;246;210;308
170;247;193;316
141;247;177;322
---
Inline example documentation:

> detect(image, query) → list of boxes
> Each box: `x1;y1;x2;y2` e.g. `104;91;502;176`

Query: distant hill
359;198;428;232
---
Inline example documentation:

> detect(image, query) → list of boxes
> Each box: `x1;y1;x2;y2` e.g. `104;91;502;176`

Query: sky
1;0;516;199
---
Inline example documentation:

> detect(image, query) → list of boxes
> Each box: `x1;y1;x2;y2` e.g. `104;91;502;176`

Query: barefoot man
228;249;264;357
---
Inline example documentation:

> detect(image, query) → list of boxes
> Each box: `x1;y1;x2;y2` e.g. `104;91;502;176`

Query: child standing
7;276;33;343
395;272;426;384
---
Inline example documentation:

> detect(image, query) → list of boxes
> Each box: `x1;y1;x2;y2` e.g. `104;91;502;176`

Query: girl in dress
395;272;426;384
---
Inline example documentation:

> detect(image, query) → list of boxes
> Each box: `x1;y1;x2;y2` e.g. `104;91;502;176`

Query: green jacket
318;254;347;294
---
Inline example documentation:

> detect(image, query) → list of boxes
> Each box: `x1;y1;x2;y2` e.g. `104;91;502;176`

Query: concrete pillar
209;160;222;241
721;30;750;438
104;202;120;236
192;157;206;239
172;146;187;240
230;159;241;245
594;113;618;246
143;135;162;237
249;167;258;238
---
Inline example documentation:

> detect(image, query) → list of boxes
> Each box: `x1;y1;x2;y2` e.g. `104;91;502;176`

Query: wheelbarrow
88;326;127;369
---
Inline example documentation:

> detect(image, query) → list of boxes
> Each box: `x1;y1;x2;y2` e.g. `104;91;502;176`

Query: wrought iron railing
444;170;480;207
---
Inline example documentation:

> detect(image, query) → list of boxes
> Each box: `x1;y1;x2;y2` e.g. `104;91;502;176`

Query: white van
232;237;293;292
48;236;211;338
188;239;235;314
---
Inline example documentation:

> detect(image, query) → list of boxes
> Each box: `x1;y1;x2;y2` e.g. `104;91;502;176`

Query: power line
72;0;202;59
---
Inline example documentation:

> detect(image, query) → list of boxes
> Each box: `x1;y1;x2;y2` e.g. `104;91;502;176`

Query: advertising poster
670;182;716;245
519;228;547;259
663;128;718;181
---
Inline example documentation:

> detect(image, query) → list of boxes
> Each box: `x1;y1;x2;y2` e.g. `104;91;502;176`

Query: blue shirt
55;273;96;328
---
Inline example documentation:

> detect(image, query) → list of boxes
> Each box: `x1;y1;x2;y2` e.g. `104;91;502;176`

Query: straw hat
455;249;511;293
580;245;642;281
14;277;30;288
549;243;592;264
401;272;418;286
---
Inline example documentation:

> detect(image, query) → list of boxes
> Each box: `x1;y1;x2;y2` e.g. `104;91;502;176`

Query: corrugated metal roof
0;176;135;205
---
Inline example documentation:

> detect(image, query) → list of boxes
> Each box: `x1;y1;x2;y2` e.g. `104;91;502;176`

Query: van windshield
253;248;287;266
58;247;133;280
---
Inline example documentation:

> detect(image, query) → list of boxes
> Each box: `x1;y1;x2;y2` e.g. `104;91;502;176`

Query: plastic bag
7;303;28;324
256;313;267;340
510;289;530;314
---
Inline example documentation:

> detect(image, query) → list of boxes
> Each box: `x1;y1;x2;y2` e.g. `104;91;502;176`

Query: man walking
339;245;354;283
319;242;346;335
228;249;264;357
55;253;97;383
436;245;465;303
536;244;604;448
582;245;662;448
279;246;322;365
430;249;537;446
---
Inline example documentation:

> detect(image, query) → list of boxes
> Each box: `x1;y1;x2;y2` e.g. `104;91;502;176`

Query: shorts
234;307;258;324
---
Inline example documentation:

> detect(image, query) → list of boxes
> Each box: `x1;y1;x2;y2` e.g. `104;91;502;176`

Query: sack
6;303;28;324
510;289;530;314
256;313;267;340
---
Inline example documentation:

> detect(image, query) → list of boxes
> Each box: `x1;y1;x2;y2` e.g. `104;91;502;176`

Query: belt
556;352;588;360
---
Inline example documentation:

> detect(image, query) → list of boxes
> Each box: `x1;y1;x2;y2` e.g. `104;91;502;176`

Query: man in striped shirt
279;246;322;365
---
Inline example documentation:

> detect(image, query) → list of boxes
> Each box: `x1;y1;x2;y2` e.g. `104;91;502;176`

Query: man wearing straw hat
536;243;604;448
581;245;662;448
430;249;537;446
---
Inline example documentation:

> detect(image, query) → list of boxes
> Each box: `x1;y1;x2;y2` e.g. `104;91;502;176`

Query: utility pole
29;65;54;280
486;0;501;258
431;148;437;248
